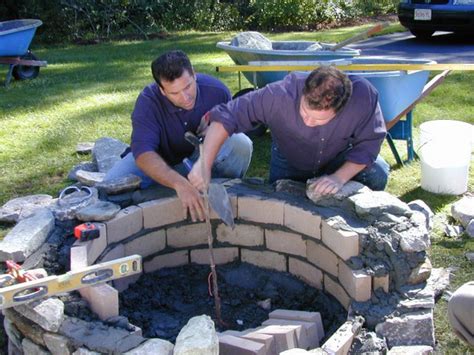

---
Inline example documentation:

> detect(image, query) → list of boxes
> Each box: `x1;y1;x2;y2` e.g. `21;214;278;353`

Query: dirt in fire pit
120;262;346;343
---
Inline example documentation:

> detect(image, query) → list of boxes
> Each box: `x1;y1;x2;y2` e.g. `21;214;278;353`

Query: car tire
232;88;267;139
409;29;435;39
12;52;40;80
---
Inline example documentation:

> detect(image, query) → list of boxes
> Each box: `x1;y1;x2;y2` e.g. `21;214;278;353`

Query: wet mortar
119;262;346;343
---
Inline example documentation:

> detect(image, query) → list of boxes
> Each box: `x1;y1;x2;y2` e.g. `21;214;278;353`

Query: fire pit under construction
1;179;441;354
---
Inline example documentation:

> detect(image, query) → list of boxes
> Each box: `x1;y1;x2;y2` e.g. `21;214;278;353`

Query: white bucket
419;120;473;195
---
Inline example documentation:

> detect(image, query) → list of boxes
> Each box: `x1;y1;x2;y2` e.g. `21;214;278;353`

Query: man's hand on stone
175;181;205;222
311;174;344;196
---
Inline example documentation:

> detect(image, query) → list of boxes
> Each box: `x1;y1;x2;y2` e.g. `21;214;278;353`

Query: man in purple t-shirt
188;66;389;196
105;50;252;221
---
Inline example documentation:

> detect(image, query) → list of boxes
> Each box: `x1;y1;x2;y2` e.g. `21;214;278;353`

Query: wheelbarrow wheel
13;52;40;81
232;88;267;139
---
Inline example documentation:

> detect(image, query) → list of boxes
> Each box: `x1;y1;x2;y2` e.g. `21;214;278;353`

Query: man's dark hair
303;66;353;113
151;50;194;88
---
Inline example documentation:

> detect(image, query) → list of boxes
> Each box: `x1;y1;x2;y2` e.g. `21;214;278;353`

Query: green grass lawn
0;22;473;352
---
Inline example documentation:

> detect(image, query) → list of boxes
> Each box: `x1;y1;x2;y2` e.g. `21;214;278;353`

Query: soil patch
120;262;346;343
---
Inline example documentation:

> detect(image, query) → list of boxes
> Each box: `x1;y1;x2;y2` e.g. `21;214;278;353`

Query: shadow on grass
398;186;459;210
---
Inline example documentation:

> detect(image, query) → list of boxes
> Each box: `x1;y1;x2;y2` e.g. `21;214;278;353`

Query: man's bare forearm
333;161;367;183
136;151;189;189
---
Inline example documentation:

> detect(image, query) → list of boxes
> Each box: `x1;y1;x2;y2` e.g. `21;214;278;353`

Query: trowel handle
183;158;193;173
184;131;202;148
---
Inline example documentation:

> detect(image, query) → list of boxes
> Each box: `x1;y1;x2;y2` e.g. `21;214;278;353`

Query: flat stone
76;142;95;154
399;297;434;310
75;170;105;186
76;201;121;222
0;209;55;262
3;316;23;350
387;345;433;354
275;179;306;197
4;308;47;347
408;258;432;285
396;225;430;253
92;137;128;173
72;348;101;355
22;337;49;355
0;195;54;223
349;191;412;221
375;310;435;347
174;315;218;355
43;332;74;355
50;187;99;221
230;31;272;50
123;338;174;354
307;180;369;207
425;268;450;298
467;219;474;238
97;174;141;195
444;224;464;238
68;161;98;181
59;317;145;353
14;298;64;332
451;195;474;228
408;200;433;230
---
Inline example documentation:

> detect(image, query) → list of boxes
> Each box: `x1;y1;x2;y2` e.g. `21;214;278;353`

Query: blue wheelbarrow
0;19;47;86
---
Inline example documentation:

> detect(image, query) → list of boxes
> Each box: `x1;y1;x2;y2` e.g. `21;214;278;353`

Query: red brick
238;197;284;225
241;249;286;272
106;206;143;244
124;230;166;258
321;220;359;261
284;204;321;240
269;309;324;343
324;275;351;310
144;251;188;273
255;325;298;353
262;320;310;350
218;334;266;355
338;262;371;302
266;229;306;257
373;275;390;293
140;197;185;229
321;321;355;355
241;332;277;355
216;224;264;247
288;258;323;290
306;241;338;277
166;223;208;248
191;247;238;265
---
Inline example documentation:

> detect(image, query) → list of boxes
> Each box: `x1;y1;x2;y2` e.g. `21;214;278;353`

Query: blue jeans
269;143;389;191
105;133;253;189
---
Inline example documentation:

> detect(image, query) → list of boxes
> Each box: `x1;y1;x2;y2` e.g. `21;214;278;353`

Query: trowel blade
208;183;235;228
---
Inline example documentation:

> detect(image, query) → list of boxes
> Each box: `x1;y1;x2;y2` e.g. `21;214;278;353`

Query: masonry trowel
183;132;235;228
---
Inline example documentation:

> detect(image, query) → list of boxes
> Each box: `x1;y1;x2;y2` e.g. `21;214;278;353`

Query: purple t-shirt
130;73;231;166
209;72;386;172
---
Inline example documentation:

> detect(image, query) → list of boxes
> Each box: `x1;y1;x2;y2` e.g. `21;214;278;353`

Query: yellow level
0;255;142;309
217;63;474;72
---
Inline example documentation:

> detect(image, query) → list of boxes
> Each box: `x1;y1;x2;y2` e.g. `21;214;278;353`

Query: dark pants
269;143;390;191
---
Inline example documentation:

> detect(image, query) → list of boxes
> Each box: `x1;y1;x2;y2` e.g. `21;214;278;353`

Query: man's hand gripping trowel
183;131;235;229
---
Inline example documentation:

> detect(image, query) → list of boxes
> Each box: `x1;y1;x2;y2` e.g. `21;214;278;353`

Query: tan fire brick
70;244;88;272
321;321;355;355
81;283;118;321
238;197;284;225
284;204;321;240
139;197;186;229
288;258;323;290
255;325;298;353
324;275;351;310
210;194;238;221
218;334;266;355
241;332;277;355
71;223;107;266
191;247;239;265
241;249;287;272
373;275;390;293
100;243;125;263
266;229;306;257
106;206;143;244
269;309;324;343
262;320;310;350
216;224;264;247
306;240;338;277
167;223;208;248
124;230;166;258
321;220;359;261
338;262;371;302
144;251;188;273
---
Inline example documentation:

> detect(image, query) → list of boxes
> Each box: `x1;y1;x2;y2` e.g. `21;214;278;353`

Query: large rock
22;337;50;355
123;338;173;354
96;174;141;195
0;209;55;262
76;142;95;154
14;298;64;332
407;258;432;285
76;201;121;222
50;187;99;221
349;191;412;221
68;161;98;181
174;315;218;355
75;170;105;186
375;310;435;347
451;195;474;228
408;200;434;230
0;194;54;223
43;332;74;355
92;137;128;173
230;31;272;50
3;316;23;350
